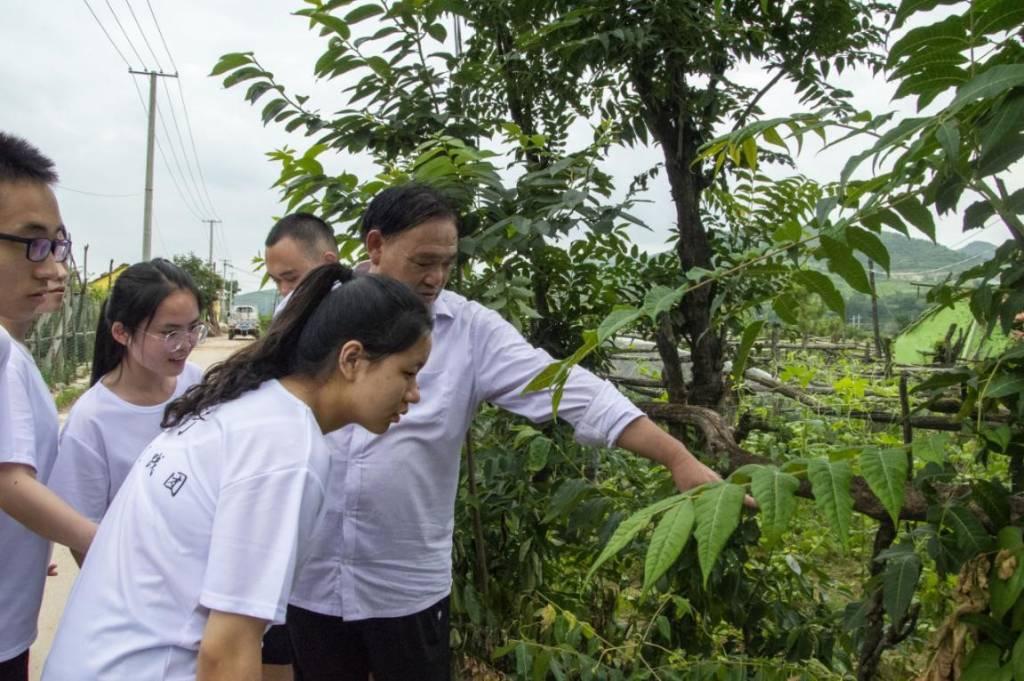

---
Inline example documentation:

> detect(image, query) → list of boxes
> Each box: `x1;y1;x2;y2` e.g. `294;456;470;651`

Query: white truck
227;304;260;340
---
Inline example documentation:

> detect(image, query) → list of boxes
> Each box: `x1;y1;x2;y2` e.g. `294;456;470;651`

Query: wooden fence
25;281;101;388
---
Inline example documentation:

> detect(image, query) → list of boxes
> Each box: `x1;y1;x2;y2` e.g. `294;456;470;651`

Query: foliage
170;252;236;312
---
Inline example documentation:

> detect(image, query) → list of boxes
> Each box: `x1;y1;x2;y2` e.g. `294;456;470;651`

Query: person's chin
166;357;189;374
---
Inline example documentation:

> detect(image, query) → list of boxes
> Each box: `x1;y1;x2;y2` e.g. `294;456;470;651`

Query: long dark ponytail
91;259;202;386
162;263;432;428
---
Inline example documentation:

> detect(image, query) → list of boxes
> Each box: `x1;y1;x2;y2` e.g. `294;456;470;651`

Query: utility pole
129;69;178;261
221;259;232;317
202;219;222;269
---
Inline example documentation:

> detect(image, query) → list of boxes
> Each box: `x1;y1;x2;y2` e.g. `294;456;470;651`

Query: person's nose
34;252;62;282
406;381;421;405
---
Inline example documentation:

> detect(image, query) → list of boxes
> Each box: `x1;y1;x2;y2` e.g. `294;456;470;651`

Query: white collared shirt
290;289;642;620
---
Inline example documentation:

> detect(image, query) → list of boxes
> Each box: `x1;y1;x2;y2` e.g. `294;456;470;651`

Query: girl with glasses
49;259;206;531
43;264;432;681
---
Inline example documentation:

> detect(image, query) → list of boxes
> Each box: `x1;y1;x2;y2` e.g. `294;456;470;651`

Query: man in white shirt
287;183;727;681
265;212;339;317
0;132;95;681
262;212;338;681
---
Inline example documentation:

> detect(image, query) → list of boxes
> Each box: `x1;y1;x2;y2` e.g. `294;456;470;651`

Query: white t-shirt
0;339;60;662
49;362;204;522
0;326;12;461
42;380;331;681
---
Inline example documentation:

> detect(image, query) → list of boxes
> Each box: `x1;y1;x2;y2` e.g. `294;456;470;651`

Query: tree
172;253;234;314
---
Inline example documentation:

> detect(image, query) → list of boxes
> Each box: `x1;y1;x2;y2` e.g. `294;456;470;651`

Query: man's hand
47;562;58;577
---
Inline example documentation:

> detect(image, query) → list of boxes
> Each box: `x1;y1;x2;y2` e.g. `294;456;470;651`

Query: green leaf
984;372;1024;399
991;526;1024;619
642;285;685;322
893;0;960;29
888;14;966;67
935;121;961;164
944;506;990;554
587;508;653;579
750;466;799;548
978;133;1024;177
261;98;288;125
731;319;765;384
961;643;1011;681
892;196;936;240
523;361;564;393
345;3;385;24
949;64;1024;114
1012;631;1024;681
859;448;908;525
964;199;996;231
222;66;267;88
597;306;643;344
846;226;891;273
526;437;551;473
980;92;1024;160
883;552;921;623
808;459;854;550
793;270;845;316
913;433;948;465
772;293;800;325
209;52;253;76
694;483;746;586
974;0;1024;39
643;499;695;592
821;235;872;294
772;220;802;244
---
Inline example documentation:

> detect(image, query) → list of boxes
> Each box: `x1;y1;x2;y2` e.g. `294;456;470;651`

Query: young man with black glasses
0;132;96;681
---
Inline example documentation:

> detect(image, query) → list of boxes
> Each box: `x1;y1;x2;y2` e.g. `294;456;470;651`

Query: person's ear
111;321;131;348
322;249;339;265
365;230;385;266
336;340;364;380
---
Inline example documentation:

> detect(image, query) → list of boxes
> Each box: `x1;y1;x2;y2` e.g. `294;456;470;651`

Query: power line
102;0;148;68
129;76;206;221
82;0;131;67
122;0;163;72
159;78;213;216
145;0;177;72
142;1;220;220
56;184;141;198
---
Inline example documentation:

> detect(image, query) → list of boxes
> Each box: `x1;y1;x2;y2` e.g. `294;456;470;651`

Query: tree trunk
632;63;724;408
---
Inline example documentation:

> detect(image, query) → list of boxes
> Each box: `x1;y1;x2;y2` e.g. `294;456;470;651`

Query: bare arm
196;610;265;681
615;417;724;490
0;463;96;554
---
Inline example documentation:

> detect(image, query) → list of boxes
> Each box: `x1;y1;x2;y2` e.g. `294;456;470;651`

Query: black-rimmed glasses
0;233;73;263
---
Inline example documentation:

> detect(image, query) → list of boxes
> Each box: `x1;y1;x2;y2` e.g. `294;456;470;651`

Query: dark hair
0;132;58;185
359;183;457;240
265;213;336;256
162;264;432;428
91;259;202;386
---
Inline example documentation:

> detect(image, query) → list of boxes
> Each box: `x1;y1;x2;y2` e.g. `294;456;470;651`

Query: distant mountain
957;240;998;258
874;233;997;280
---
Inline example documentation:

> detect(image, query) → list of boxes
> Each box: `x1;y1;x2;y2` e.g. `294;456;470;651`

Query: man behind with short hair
261;212;337;681
264;212;338;306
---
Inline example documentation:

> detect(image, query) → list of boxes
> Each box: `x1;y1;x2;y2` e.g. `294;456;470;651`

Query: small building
88;264;131;294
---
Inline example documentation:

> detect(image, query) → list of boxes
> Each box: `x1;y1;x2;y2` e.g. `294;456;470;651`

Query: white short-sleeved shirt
50;362;204;522
0;339;60;662
0;326;12;461
42;380;331;681
291;290;643;620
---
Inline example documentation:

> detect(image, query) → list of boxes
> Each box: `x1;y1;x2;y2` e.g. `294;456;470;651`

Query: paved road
29;336;249;680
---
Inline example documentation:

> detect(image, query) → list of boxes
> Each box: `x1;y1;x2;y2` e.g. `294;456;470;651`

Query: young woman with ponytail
49;258;206;526
42;264;433;681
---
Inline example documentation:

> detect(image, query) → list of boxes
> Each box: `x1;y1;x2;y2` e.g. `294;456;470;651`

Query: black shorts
0;650;28;681
262;623;293;665
288;597;450;681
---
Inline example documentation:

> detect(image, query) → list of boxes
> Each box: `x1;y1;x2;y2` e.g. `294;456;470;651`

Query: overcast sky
1;2;1014;295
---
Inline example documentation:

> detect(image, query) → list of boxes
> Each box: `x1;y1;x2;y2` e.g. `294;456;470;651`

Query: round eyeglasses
0;232;73;263
144;323;209;353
